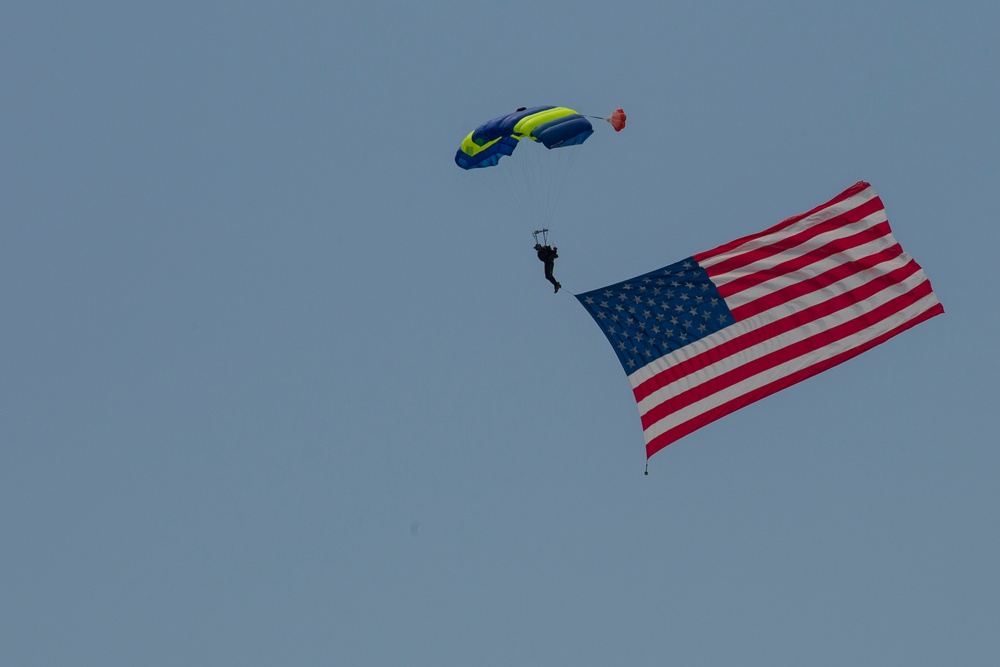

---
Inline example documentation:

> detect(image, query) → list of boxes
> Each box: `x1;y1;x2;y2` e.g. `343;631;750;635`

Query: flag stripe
713;216;892;301
703;197;888;286
694;183;879;269
633;255;930;407
638;275;938;432
643;294;944;458
729;242;905;322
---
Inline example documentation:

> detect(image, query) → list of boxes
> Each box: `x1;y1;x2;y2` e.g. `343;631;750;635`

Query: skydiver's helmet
534;243;542;250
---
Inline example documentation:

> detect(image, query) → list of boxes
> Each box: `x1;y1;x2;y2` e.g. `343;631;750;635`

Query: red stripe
632;258;925;404
644;299;945;458
728;241;904;321
713;219;893;300
638;271;934;428
704;196;887;282
693;182;876;264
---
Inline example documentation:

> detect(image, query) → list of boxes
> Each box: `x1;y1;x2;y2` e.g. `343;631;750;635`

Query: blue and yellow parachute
455;106;596;170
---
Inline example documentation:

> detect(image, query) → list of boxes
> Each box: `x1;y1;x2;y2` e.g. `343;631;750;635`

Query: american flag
576;182;944;459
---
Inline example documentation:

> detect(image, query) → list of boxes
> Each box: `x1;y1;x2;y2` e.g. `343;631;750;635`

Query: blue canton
576;258;735;374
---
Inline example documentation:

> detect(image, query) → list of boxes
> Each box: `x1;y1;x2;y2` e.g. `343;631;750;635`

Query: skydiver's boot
554;281;561;293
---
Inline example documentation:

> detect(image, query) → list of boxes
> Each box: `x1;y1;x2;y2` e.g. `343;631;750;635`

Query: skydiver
534;243;561;293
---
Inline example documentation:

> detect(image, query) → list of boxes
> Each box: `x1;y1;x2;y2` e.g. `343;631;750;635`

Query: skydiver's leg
545;263;560;292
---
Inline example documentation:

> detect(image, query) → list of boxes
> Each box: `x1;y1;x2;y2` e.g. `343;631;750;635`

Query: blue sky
2;1;998;664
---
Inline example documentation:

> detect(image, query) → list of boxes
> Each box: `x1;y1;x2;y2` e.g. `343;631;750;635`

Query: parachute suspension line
548;142;578;225
532;228;549;245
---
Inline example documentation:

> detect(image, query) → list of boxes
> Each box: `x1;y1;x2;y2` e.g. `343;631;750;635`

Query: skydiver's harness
533;230;558;264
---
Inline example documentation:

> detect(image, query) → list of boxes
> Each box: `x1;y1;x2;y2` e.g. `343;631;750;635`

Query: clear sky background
2;1;997;665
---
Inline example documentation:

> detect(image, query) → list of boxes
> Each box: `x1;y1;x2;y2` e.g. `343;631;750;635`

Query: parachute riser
532;228;550;245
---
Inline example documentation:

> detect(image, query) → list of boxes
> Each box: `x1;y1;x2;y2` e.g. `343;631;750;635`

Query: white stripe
698;186;879;271
628;249;919;390
635;266;934;415
721;226;903;311
709;208;890;291
641;290;942;443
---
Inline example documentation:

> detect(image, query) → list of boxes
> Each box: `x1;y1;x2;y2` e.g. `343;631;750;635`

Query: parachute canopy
455;106;594;170
606;107;626;132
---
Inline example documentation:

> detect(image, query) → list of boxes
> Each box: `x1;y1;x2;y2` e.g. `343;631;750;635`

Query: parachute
455;106;625;170
606;107;627;132
454;105;626;231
